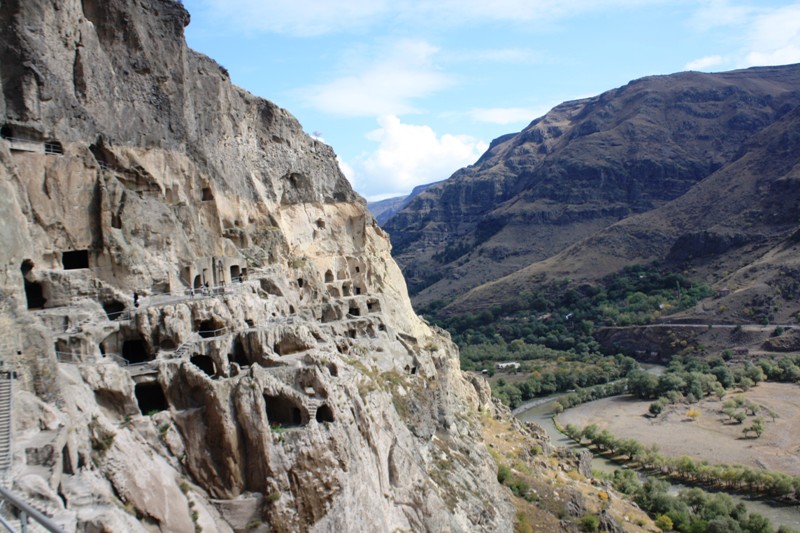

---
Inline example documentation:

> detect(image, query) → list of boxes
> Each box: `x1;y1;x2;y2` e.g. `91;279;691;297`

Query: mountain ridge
384;64;800;312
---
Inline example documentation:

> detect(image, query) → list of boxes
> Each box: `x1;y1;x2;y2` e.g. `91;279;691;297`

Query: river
514;365;800;530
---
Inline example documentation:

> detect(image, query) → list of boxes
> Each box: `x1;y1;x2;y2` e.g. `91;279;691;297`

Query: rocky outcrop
0;1;514;531
384;65;800;308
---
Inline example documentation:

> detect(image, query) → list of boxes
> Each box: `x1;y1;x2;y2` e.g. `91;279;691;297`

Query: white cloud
689;0;756;31
336;157;355;185
739;3;800;67
684;54;724;71
687;1;800;69
298;40;452;116
347;115;488;197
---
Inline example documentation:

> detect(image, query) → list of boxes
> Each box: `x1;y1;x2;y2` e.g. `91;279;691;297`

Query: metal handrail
0;136;62;156
0;485;65;532
53;352;92;365
198;326;228;338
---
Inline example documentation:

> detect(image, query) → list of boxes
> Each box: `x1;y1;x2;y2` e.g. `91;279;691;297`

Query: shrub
497;464;511;484
580;514;600;532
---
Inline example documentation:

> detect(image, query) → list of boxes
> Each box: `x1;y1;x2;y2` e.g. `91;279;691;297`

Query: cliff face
0;1;515;531
384;65;800;307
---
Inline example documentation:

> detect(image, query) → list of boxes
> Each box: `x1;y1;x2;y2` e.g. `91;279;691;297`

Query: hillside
384;65;800;311
448;96;800;320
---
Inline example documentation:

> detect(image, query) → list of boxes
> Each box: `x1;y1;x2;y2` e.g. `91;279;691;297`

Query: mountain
384;65;800;311
450;102;800;319
367;181;439;225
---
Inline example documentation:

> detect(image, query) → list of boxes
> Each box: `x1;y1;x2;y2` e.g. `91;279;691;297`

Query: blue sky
181;0;800;201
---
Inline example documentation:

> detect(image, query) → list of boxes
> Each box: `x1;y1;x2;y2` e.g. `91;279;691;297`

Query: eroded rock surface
0;1;513;530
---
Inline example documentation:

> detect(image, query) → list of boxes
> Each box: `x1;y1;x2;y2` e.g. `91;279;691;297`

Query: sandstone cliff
0;0;518;530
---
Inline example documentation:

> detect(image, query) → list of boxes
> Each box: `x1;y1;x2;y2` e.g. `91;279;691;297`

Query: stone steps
306;399;322;420
0;375;12;478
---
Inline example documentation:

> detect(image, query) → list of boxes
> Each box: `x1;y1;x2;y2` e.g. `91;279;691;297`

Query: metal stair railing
0;485;65;533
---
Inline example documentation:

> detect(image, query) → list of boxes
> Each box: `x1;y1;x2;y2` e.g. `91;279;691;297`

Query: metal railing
54;352;126;366
0;485;65;533
0;136;62;156
197;326;228;339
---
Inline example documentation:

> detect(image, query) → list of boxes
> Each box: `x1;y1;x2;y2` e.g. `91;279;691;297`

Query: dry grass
559;382;800;476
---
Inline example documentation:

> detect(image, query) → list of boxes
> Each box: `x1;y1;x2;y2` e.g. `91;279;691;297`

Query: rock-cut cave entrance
316;404;335;424
122;338;151;364
229;337;249;368
264;394;304;427
21;260;46;309
196;319;225;339
62;249;89;270
190;354;216;377
135;382;168;415
103;299;126;320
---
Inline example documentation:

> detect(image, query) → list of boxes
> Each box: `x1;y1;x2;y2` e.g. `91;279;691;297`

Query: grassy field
559;382;800;476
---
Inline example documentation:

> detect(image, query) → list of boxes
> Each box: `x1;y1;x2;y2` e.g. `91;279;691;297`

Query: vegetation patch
422;264;712;406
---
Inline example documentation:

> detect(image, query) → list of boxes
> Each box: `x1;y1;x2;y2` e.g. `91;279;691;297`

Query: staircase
306;399;322;421
0;371;11;485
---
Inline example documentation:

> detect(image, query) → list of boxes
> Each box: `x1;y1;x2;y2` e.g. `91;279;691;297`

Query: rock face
0;1;514;531
383;65;800;309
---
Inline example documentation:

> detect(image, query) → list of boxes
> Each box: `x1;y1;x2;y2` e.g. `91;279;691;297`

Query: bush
580;514;600;532
497;464;511;484
655;514;673;531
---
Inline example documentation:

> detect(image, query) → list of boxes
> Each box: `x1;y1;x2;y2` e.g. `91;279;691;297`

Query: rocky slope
0;1;520;531
368;181;439;226
384;65;800;309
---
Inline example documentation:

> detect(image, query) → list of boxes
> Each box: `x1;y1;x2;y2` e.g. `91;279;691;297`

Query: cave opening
122;338;151;364
273;335;308;357
135;382;168;415
44;140;63;155
367;299;381;313
264;394;303;427
196;319;224;338
202;187;213;201
229;337;249;367
324;270;334;283
315;404;335;424
24;280;46;309
348;304;360;317
230;264;241;281
193;275;202;289
160;337;178;350
21;260;46;309
103;300;126;320
0;125;12;139
62;250;89;270
190;354;216;377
